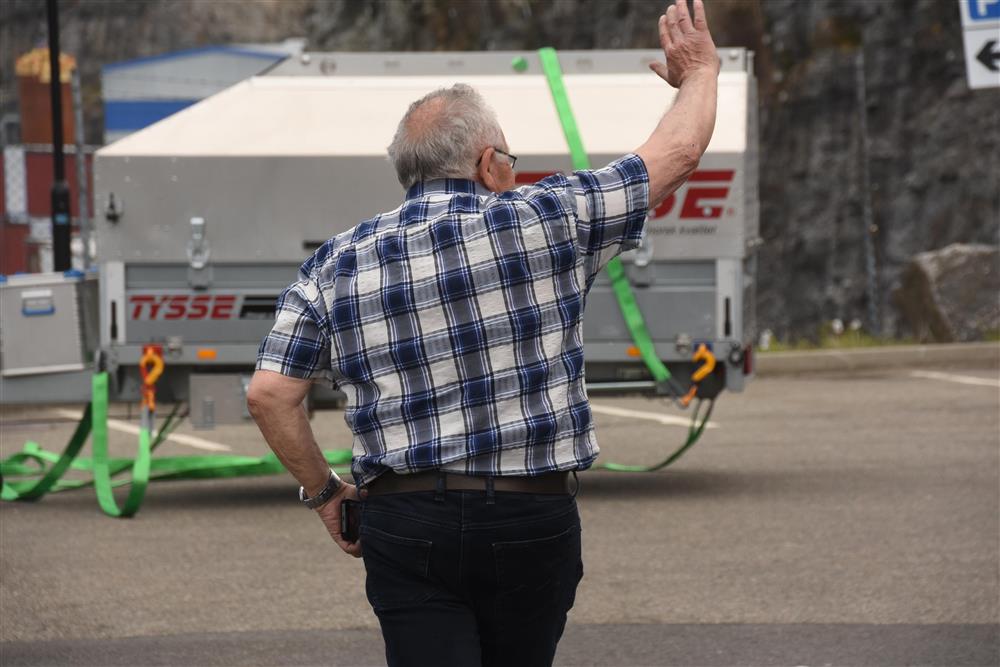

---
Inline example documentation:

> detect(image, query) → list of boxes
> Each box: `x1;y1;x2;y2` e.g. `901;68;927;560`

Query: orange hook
680;343;716;407
139;345;164;411
690;343;716;382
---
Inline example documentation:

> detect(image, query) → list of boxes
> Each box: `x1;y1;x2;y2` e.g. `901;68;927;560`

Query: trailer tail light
743;345;753;375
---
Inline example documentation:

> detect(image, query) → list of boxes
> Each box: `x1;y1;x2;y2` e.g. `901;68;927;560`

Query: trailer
2;49;758;426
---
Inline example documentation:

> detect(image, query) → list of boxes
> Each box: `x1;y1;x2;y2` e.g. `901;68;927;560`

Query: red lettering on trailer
652;194;677;219
688;170;735;182
514;172;557;184
164;295;187;320
130;295;155;320
514;169;735;220
652;169;734;220
210;295;237;320
129;294;240;320
188;294;211;320
680;187;730;219
147;296;167;319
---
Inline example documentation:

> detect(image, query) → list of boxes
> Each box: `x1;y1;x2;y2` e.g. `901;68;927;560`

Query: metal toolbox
0;270;98;377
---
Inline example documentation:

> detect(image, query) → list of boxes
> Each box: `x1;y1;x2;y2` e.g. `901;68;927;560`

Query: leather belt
366;470;571;496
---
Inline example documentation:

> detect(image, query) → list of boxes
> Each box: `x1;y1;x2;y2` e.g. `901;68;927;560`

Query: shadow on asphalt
143;472;751;509
6;463;909;514
1;477;301;515
4;623;997;667
577;469;782;499
145;470;780;507
139;478;300;510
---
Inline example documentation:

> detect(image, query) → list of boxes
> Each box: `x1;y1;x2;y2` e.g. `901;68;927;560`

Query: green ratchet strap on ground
597;398;714;472
0;372;353;517
1;402;181;495
536;47;711;471
0;404;94;502
90;371;150;517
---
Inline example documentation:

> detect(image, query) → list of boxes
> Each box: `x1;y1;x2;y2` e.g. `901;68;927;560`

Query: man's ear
477;147;500;192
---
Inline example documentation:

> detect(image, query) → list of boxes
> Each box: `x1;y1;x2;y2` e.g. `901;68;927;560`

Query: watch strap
299;469;342;510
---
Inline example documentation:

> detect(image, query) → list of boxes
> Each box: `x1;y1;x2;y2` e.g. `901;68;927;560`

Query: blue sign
969;0;1000;20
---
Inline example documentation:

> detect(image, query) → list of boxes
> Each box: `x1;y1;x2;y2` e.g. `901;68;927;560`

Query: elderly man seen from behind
247;1;720;665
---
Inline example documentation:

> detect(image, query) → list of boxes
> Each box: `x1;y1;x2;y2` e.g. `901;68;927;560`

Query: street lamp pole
46;0;72;272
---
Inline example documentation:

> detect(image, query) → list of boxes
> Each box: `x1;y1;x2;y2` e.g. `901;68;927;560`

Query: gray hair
387;84;504;189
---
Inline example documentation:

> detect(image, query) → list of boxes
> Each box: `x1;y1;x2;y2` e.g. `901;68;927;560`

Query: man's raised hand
649;0;719;88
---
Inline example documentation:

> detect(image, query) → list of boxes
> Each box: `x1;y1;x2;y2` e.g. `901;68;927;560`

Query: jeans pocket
493;523;583;616
361;524;435;612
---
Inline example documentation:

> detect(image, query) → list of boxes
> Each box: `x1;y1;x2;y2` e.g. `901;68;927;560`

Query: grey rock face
893;244;1000;343
756;0;1000;342
2;0;997;342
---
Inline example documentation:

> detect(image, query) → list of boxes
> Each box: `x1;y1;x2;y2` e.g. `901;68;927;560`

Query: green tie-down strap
536;47;671;386
0;403;94;502
536;47;709;471
0;372;353;517
595;398;714;472
91;371;150;517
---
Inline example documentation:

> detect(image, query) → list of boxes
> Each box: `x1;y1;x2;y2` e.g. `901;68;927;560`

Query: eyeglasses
477;147;518;170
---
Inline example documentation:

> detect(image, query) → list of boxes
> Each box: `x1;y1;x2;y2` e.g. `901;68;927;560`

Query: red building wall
24;151;95;218
2;147;94;274
0;222;32;274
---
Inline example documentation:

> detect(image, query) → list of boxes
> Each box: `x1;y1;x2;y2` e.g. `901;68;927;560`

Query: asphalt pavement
1;363;997;666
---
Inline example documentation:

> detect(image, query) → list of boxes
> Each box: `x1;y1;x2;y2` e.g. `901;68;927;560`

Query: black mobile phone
340;499;361;543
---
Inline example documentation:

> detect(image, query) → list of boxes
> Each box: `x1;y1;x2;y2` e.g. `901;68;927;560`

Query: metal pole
71;67;89;269
46;0;72;272
854;49;880;336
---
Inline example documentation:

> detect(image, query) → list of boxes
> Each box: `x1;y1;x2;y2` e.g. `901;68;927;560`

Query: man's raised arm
635;0;721;207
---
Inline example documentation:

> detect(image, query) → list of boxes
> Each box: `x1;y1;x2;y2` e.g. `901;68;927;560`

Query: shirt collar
405;178;494;201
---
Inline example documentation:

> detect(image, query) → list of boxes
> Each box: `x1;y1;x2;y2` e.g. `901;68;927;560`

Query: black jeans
360;487;583;667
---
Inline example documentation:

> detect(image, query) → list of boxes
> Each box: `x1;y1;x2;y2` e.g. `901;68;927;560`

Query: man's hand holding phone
316;483;363;557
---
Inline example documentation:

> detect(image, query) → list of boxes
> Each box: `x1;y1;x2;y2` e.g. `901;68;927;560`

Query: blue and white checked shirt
257;154;650;486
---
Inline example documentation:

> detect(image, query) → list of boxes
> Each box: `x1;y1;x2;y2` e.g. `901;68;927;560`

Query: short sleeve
256;273;333;381
566;153;650;280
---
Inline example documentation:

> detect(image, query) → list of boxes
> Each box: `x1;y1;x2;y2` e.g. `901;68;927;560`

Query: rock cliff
2;0;997;342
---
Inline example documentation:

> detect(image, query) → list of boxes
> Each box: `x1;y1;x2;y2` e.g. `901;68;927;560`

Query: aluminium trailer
79;48;758;423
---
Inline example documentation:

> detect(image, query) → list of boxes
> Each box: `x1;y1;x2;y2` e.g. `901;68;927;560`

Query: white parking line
910;370;1000;388
589;403;719;429
54;409;233;452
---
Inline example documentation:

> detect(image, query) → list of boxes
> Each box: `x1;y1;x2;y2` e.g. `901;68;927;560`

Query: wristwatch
299;469;343;510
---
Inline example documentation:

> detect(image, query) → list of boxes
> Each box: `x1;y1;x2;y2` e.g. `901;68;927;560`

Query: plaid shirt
257;154;649;486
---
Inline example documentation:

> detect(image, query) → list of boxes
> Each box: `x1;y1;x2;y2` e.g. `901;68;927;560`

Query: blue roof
105;99;198;131
103;45;285;72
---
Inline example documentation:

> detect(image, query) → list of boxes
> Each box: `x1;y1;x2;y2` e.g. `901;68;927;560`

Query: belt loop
434;472;447;502
485;475;495;505
571;471;580;498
